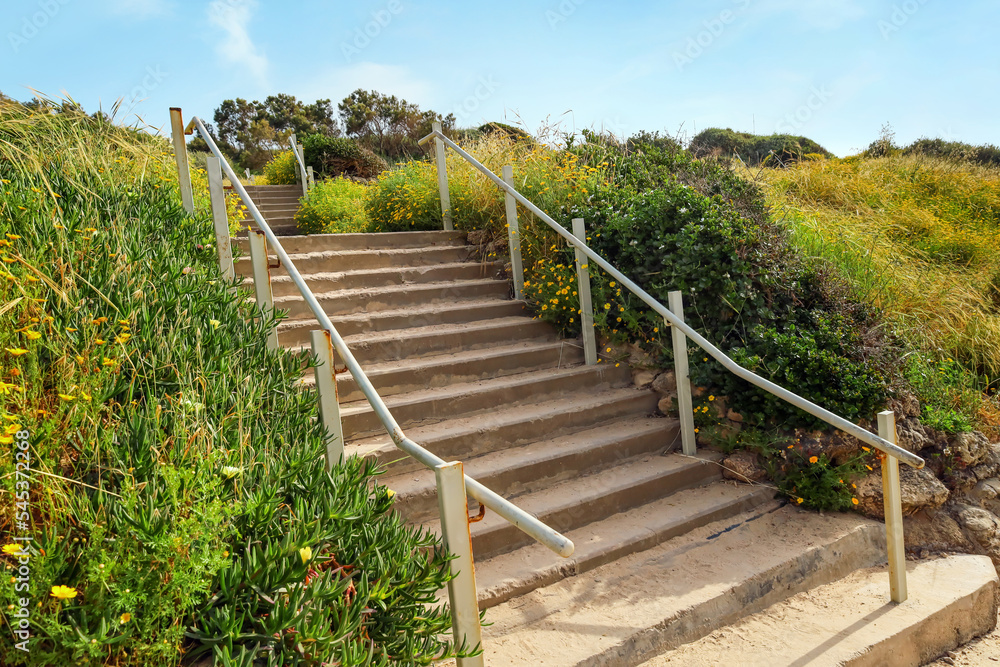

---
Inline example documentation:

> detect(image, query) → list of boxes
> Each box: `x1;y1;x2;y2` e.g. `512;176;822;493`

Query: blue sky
1;0;997;156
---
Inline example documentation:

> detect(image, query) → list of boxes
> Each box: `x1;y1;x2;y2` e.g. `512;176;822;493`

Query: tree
212;94;340;170
337;89;454;159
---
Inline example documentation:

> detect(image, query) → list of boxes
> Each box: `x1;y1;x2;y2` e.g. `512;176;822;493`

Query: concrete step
349;386;661;473
235;245;474;276
430;451;724;561
321;317;556;365
234;230;467;255
641;555;999;667
461;504;888;666
241;214;296;227
277;299;529;347
384;416;679;523
273;278;509;319
260;261;504;297
340;363;632;439
331;340;584;403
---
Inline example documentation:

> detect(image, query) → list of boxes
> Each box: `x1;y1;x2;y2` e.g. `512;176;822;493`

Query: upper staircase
234;229;998;665
235;184;303;236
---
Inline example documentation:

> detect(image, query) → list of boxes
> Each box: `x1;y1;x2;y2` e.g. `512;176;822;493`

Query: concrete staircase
236;184;303;236
234;229;999;666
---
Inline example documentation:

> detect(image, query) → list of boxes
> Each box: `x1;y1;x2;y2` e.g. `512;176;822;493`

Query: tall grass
759;154;1000;434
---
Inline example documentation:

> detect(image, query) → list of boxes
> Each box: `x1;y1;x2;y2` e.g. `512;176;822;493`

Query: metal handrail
190;116;575;558
419;129;924;470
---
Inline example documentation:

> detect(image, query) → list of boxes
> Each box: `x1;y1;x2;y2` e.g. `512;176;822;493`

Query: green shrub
689;128;833;165
477;122;532;143
581;180;890;428
302;134;387;179
904;137;1000;168
295;177;370;234
261;149;299;185
0;100;463;665
365;161;444;232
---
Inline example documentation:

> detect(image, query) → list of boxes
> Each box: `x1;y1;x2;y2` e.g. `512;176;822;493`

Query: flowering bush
295;177;369;234
261;149;299;185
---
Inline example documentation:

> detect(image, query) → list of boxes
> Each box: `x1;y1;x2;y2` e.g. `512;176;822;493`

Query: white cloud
207;0;269;87
109;0;170;19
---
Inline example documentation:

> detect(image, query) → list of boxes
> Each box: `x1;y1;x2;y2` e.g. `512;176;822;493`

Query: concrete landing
641;554;999;667
453;505;888;666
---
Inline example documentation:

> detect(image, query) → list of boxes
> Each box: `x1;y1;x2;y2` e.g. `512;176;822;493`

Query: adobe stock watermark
775;84;833;134
128;65;169;104
10;427;33;652
673;0;751;72
546;0;585;30
341;0;403;62
450;75;500;124
878;0;930;39
8;0;72;54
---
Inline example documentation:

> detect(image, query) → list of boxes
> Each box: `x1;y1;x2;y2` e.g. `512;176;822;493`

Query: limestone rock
721;450;767;483
953;503;1000;566
632;370;656;389
903;508;974;555
657;395;676;417
888;391;921;418
854;466;950;519
652;371;676;395
950;431;991;467
895;418;933;453
727;409;744;423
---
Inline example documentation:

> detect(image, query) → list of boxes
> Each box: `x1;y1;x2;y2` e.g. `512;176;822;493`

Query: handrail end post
311;330;345;468
668;291;697;456
247;230;279;351
502;165;524;300
878;410;908;603
435;461;485;667
432;121;453;231
571;218;597;366
206;156;235;281
168;107;195;214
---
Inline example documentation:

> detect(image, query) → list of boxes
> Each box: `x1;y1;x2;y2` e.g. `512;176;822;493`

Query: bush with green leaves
0;100;464;666
302;134;387;180
295;177;369;234
261;149;298;185
689;128;834;165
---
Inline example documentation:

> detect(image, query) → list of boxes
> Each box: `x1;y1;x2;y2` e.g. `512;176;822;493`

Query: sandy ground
924;610;1000;665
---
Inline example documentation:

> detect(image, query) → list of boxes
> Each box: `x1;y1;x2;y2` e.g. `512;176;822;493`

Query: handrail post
169;107;194;214
435;461;485;667
432;122;453;231
572;218;598;365
206;156;235;281
307;165;315;191
502;165;524;300
298;141;307;198
878;410;908;603
247;230;279;351
668;291;697;455
311;330;344;467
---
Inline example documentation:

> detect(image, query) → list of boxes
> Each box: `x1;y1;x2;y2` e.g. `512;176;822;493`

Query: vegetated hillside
758;149;1000;437
0;99;461;666
690;128;834;165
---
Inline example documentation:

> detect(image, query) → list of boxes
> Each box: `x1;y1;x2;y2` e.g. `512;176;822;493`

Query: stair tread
340;363;626;418
423;451;721;539
383;416;678;501
279;299;527;332
337;315;539;347
348;385;658;452
265;261;502;284
236;245;470;263
271;278;506;305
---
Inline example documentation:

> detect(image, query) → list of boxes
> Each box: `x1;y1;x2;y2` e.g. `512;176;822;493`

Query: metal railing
169;108;574;667
419;122;921;604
